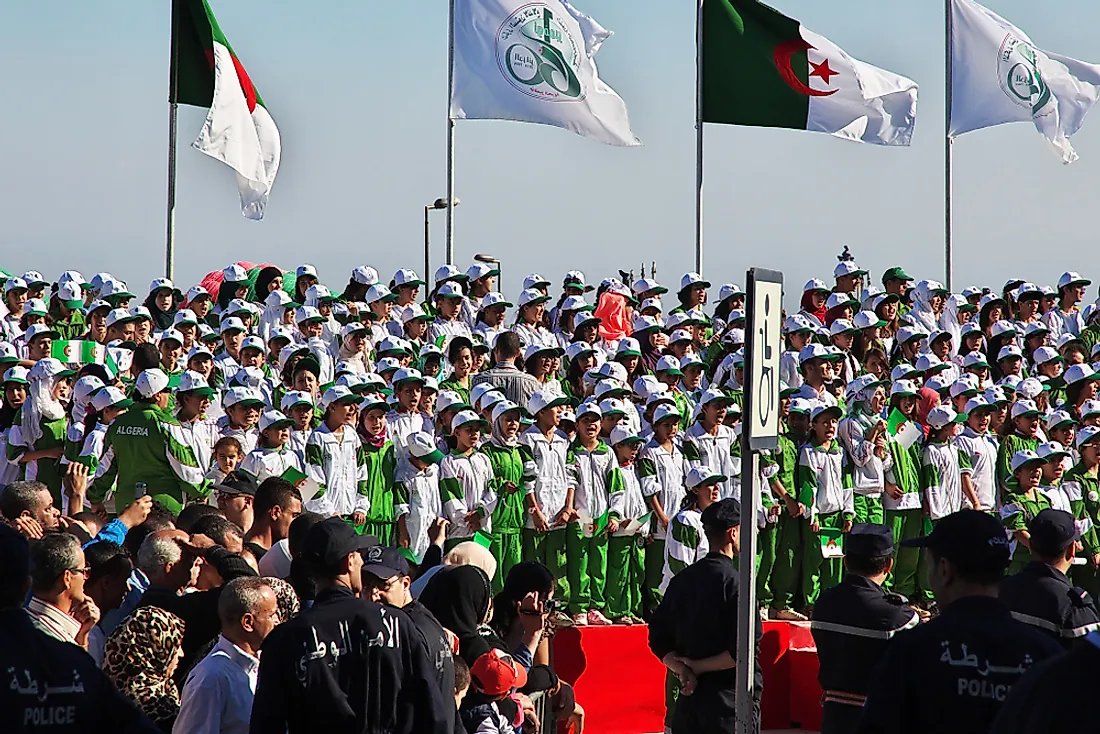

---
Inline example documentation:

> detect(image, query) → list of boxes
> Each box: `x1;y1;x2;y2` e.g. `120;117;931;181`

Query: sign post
737;267;783;734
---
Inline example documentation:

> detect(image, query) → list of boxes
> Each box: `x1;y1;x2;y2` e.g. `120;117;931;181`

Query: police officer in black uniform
811;524;920;734
857;510;1064;734
648;498;763;734
250;518;449;734
999;508;1100;647
0;523;159;733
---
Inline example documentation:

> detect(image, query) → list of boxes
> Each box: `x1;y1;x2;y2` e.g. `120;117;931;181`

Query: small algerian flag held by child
472;530;494;549
702;0;918;146
887;407;922;450
52;340;105;366
820;527;844;558
171;0;281;219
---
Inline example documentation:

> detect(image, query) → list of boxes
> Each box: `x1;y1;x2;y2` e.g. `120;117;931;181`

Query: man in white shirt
174;577;279;734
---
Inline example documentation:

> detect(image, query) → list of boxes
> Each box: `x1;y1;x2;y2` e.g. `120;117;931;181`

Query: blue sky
1;0;1098;303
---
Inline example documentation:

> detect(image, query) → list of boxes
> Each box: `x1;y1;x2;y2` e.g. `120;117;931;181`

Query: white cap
599;397;627;416
679;272;710;291
408;432;445;461
1046;410;1075;431
783;314;815;333
610;426;644;447
655;355;683;375
296;264;319;279
810;402;844;421
220;316;247;334
990;320;1018;338
91;386;131;412
1032;346;1062;365
392;367;425;386
280;390;315;411
135;369;171;398
1010;450;1044;473
651;403;681;425
392;269;424;287
890;379;919;397
177;370;214;395
56;281;84;306
129;305;152;322
259;410;293;432
962;352;989;368
560;295;590;313
1058;271;1091;290
104;308;133;328
926;406;964;430
964;396;991;415
320;385;362;410
465;263;498;282
949;377;979;399
834;260;867;278
523;273;551;290
223;386;265;409
1077;426;1100;448
632;278;665;296
1010;399;1041;419
1065;363;1098;385
685;465;727;489
437;390;469;413
174;309;199;327
5;277;29;295
184;285;211;304
435;281;464;299
434;264;465;284
451;409;487;432
148;277;174;293
295;306;324;324
527;388;570;415
852;311;886;330
222;264;249;282
159;329;185;346
186;345;214;362
1017;377;1045;400
576;399;602;419
517;289;550;308
241;335;266;353
997;344;1023;362
478;292;512;312
352;266;379;286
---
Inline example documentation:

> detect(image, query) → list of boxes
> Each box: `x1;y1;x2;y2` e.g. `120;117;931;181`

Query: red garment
595;292;630;342
916;387;940;433
801;291;826;325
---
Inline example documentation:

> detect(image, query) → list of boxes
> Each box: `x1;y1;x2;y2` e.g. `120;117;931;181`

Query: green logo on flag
497;5;584;101
998;35;1052;117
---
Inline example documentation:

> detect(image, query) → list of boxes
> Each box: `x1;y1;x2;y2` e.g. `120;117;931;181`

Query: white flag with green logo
950;0;1100;162
450;0;640;146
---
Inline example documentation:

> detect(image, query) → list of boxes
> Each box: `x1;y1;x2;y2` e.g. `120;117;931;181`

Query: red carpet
553;622;823;734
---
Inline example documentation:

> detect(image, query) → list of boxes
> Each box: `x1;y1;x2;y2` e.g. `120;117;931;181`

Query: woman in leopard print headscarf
104;607;185;732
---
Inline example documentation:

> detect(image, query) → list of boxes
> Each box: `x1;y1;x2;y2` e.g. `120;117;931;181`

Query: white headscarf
21;360;68;447
906;280;939;334
939;295;966;358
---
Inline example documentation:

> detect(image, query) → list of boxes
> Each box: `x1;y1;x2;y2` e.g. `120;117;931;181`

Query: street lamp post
424;197;459;279
474;253;502;296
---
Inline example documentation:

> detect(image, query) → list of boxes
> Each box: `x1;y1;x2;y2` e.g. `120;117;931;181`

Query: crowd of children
3;259;1100;624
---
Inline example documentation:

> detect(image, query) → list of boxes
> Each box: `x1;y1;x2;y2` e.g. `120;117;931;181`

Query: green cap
882;267;914;285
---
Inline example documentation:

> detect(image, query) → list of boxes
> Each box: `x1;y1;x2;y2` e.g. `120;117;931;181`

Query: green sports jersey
483;442;536;532
88;402;209;515
7;414;67;502
996;433;1039;499
438;377;471;407
361;440;398;525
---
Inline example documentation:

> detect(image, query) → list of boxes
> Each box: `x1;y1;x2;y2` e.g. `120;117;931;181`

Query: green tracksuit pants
770;513;808;611
566;524;609;615
490;530;523;594
605;534;645;619
362;520;394;547
756;520;778;606
802;512;845;607
644;538;666;617
854;494;884;525
885;509;923;598
524;527;570;607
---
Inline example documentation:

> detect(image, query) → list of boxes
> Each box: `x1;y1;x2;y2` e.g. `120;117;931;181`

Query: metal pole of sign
165;1;181;281
738;267;783;734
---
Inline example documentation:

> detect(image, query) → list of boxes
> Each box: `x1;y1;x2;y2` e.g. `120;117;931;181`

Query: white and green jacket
304;424;369;517
660;507;708;593
638;439;687;541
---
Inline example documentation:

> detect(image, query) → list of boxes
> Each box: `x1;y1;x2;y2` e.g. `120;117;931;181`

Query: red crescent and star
772;39;839;97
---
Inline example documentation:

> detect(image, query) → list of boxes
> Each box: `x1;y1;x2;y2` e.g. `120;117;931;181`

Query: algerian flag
887;407;921;450
171;0;281;218
702;0;918;146
52;340;105;366
819;527;844;558
450;0;640;146
949;0;1100;163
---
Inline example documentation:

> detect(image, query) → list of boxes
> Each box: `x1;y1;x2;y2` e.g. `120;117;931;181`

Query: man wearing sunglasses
26;532;99;650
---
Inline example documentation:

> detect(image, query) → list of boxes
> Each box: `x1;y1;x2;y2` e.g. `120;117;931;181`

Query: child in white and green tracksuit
638;405;686;612
566;402;624;625
606;427;647;623
440;410;496;551
795;405;854;607
240;411;304;480
521;392;575;606
660;467;723;593
304;389;370;521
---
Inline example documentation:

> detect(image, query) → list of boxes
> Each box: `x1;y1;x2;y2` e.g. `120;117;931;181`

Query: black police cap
1028;508;1078;558
846;523;894;560
361;545;411;580
701;498;741;533
301;517;379;572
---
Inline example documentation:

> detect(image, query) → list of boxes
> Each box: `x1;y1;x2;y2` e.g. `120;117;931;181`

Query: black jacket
990;636;1100;734
857;596;1064;734
999;561;1100;648
811;574;920;700
400;600;456;732
648;552;763;696
250;587;449;734
0;608;159;734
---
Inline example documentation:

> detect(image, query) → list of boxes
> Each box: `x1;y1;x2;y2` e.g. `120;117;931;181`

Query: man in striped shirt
26;533;100;650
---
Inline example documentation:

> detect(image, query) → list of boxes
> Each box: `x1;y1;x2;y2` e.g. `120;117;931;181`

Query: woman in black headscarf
419;564;499;665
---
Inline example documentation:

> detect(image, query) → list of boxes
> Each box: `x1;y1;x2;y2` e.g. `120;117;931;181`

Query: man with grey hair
0;480;60;538
26;533;99;649
174;577;279;734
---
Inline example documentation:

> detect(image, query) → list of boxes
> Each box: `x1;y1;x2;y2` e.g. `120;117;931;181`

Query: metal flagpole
165;0;180;281
446;0;457;266
944;0;954;291
695;0;705;275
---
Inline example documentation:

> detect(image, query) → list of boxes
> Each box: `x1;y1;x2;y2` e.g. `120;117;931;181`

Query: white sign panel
745;269;783;450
